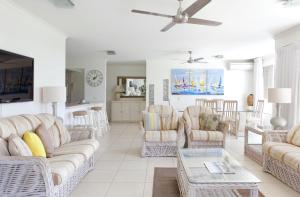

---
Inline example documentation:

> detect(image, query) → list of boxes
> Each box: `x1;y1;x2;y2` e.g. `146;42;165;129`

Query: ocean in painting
171;69;224;95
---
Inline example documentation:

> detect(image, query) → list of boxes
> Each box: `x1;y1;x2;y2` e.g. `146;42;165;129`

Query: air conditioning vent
49;0;74;8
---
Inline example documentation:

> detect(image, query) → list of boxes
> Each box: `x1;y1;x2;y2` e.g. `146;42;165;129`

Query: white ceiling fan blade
183;0;211;17
194;57;204;61
279;0;300;6
49;0;74;8
161;22;177;32
188;18;222;26
171;58;186;61
132;10;174;18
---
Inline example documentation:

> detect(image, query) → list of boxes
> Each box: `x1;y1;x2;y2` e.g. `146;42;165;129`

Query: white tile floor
70;123;299;197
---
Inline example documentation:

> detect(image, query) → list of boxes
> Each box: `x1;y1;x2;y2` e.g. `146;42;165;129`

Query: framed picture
116;76;146;98
171;69;224;95
125;78;146;97
149;84;154;105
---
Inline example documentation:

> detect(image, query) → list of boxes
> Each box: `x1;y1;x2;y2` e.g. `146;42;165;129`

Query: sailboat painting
171;69;224;95
206;69;224;95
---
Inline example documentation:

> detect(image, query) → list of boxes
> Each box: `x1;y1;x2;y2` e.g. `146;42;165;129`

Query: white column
253;57;264;105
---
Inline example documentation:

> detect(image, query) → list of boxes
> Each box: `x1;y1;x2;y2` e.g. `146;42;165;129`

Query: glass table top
178;148;261;184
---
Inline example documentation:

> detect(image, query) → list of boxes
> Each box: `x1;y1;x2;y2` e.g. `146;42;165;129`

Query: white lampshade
42;86;66;103
268;88;291;104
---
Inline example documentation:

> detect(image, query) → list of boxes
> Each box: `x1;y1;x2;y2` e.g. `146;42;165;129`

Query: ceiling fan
48;0;74;8
278;0;300;5
182;51;207;64
132;0;222;32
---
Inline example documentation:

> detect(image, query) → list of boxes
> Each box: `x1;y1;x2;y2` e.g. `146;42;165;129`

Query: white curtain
253;57;264;104
275;43;300;128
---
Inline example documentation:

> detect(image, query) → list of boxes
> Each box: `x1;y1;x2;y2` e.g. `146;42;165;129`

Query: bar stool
91;106;110;134
72;111;89;128
91;106;105;138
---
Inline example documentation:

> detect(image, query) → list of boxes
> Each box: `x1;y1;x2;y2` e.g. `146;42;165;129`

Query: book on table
204;161;235;174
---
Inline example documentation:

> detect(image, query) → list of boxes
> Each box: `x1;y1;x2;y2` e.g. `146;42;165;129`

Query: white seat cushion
0;138;10;156
53;142;95;160
48;154;85;185
263;142;299;162
282;152;300;172
161;130;177;142
145;131;160;142
263;142;292;155
62;139;99;151
190;130;223;142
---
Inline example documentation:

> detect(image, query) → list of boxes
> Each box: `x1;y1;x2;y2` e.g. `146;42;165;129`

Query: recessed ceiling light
106;51;117;55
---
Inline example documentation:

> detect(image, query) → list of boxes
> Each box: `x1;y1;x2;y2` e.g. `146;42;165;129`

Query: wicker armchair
183;106;229;148
0;113;98;197
141;105;184;157
263;129;300;193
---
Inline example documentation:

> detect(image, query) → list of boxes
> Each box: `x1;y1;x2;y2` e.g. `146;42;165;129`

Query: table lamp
268;88;291;129
42;86;66;117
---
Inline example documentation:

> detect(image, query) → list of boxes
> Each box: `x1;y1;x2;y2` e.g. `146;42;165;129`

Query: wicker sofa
182;106;229;148
0;113;99;197
263;126;300;193
141;105;184;157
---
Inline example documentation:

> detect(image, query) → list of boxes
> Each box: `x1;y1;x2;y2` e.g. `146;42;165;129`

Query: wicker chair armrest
67;126;96;141
263;130;288;143
0;156;53;197
177;118;185;148
139;121;145;133
183;118;192;135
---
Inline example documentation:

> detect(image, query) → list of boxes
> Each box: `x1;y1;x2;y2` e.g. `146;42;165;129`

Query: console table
111;100;145;122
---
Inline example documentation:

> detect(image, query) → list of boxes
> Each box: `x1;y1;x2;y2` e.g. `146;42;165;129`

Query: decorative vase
247;94;254;106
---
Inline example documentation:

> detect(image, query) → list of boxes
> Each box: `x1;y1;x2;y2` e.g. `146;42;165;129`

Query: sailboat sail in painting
171;69;224;95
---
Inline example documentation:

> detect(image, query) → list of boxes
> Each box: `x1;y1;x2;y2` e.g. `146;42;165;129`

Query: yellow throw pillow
23;131;46;157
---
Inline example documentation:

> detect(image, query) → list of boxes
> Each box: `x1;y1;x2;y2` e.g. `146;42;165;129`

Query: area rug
153;167;265;197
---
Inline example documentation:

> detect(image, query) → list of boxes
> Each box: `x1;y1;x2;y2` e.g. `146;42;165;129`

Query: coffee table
177;148;261;197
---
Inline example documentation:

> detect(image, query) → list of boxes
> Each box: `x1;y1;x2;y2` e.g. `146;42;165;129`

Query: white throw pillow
8;134;32;156
0;138;10;156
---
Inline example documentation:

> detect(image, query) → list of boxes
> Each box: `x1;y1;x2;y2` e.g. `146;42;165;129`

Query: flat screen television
0;49;34;103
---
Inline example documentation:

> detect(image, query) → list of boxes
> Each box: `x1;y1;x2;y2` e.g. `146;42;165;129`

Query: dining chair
203;100;218;114
195;98;206;107
250;100;264;125
222;100;239;138
162;100;171;106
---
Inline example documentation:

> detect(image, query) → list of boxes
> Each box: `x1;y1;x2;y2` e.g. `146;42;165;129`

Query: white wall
146;59;253;111
0;1;66;117
66;55;107;103
106;62;146;119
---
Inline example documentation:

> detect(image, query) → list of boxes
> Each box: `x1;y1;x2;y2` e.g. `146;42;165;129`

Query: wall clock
86;69;103;87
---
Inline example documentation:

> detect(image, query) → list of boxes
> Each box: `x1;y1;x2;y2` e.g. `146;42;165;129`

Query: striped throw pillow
143;112;161;131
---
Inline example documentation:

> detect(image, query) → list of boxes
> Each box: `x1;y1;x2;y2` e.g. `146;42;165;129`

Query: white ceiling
12;0;300;61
